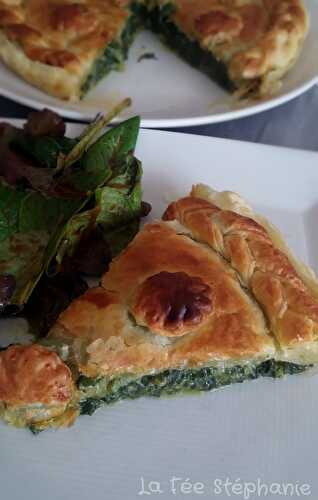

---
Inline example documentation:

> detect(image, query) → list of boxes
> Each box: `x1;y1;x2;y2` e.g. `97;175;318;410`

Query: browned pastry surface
163;195;318;351
0;0;130;65
169;0;309;95
0;0;131;99
52;221;274;377
0;344;74;406
132;271;213;337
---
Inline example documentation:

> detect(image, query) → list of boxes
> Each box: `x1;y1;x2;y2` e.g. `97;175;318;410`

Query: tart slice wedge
46;184;318;421
1;184;318;430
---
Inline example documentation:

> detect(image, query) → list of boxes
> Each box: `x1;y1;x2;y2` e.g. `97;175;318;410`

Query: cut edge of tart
49;184;318;425
142;0;310;99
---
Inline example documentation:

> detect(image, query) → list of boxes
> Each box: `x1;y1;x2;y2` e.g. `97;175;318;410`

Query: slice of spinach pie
0;0;309;101
1;184;318;431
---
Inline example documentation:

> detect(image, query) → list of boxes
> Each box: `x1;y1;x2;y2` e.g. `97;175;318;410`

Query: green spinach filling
81;12;141;96
132;2;235;92
78;360;310;416
81;2;236;96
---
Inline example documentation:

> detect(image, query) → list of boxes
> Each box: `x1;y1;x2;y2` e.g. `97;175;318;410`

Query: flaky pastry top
0;0;130;71
52;221;274;377
0;344;74;406
163;192;318;354
168;0;309;95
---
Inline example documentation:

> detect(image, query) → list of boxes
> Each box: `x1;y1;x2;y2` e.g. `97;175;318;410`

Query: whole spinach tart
0;0;309;100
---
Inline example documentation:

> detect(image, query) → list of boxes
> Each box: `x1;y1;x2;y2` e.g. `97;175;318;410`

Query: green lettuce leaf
95;157;142;228
54;206;98;266
55;98;132;173
105;218;140;257
55;158;142;265
12;135;77;169
0;231;49;304
0;183;83;304
19;191;81;233
59;116;141;192
0;185;26;242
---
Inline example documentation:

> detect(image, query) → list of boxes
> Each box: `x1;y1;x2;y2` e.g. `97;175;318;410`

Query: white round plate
0;0;317;127
1;121;318;500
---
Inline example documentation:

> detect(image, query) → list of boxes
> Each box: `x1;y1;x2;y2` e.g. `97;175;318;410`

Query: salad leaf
0;121;67;189
60;116;140;192
54;205;99;266
105;218;140;257
41;195;90;275
23;109;66;137
19;191;81;233
25;270;88;336
0;230;49;305
0;185;26;242
57;97;132;171
13;135;77;169
55;155;142;266
11;108;74;169
0;275;16;307
95;157;142;228
68;228;112;276
13;194;87;305
49;118;142;274
0;184;83;304
0;123;20;152
0;149;54;190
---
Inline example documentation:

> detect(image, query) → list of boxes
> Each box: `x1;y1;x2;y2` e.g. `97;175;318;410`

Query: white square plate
0;0;317;127
1;122;318;499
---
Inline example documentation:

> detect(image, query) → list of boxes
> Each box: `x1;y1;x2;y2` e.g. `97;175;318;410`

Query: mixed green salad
0;100;150;335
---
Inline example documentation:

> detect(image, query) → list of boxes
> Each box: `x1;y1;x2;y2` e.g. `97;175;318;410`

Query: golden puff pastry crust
0;344;77;427
0;344;74;406
163;187;318;364
51;221;275;378
0;0;131;100
163;0;309;97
